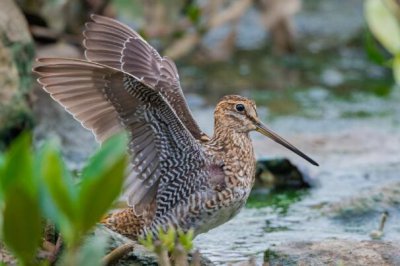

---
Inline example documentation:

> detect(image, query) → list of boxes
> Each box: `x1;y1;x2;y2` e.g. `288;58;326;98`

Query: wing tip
90;13;100;21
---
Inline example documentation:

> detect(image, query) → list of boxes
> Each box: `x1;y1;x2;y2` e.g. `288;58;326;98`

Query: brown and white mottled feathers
83;14;208;141
34;58;214;220
207;95;257;188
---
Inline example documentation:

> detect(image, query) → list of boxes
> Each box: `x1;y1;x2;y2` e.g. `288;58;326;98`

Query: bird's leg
102;242;135;266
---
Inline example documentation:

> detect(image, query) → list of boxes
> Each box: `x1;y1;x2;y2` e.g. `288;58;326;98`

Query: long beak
254;121;319;166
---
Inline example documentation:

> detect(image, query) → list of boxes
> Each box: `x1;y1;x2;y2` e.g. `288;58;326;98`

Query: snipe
34;15;318;240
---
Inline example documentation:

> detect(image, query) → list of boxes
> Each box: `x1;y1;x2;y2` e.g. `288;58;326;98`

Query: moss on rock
0;0;35;149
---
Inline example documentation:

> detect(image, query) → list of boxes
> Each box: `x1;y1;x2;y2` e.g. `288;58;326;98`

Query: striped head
214;95;258;133
214;95;319;166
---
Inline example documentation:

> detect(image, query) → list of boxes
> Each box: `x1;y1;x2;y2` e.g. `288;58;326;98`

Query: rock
324;181;400;217
95;227;157;266
35;42;82;59
321;68;344;87
265;239;400;266
255;158;316;189
0;0;35;149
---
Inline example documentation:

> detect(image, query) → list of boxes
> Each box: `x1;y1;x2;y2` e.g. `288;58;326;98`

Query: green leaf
393;54;400;85
77;134;127;235
139;233;155;251
185;4;201;24
177;229;194;252
0;152;4;169
0;152;4;202
365;0;400;54
0;153;3;236
1;133;34;194
1;133;41;264
158;227;176;252
3;185;42;264
38;140;77;244
364;29;388;65
80;133;127;183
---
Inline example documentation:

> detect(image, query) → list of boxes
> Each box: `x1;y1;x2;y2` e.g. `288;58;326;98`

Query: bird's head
214;95;318;166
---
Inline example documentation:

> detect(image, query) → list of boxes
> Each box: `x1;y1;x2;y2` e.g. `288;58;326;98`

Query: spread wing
34;58;210;216
83;14;208;141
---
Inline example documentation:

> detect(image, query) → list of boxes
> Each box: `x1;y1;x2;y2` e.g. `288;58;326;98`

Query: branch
102;242;135;266
207;0;253;29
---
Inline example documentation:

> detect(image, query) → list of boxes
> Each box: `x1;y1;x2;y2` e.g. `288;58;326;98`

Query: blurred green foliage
365;0;400;84
140;227;196;266
0;133;127;265
1;135;41;265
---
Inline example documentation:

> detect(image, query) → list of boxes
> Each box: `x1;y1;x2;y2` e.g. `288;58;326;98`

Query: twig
172;244;188;266
166;0;252;60
93;0;112;15
379;211;389;231
154;240;171;266
190;250;201;266
42;240;56;253
207;0;253;29
49;235;63;265
101;242;135;266
369;211;389;239
30;25;81;45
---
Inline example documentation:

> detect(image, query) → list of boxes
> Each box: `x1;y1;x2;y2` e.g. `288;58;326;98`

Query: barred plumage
33;15;318;240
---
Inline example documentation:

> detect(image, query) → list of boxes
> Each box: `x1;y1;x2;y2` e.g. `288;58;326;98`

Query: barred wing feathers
83;14;208;141
34;58;209;215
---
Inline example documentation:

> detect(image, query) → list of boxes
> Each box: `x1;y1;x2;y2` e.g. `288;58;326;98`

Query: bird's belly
195;189;248;235
196;201;244;235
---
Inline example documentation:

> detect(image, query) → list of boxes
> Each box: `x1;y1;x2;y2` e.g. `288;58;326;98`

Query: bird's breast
221;157;256;188
195;187;249;235
204;132;256;188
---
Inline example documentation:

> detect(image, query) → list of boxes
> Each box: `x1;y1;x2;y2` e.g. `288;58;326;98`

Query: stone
265;239;400;266
255;158;316;189
321;68;344;87
324;181;400;217
0;0;35;149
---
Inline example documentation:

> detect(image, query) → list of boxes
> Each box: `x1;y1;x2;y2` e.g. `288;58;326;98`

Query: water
192;87;400;264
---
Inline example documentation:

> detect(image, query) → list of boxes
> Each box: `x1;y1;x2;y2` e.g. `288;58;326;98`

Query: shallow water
192;88;400;264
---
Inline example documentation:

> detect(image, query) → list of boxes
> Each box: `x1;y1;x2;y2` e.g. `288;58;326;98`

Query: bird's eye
235;104;245;112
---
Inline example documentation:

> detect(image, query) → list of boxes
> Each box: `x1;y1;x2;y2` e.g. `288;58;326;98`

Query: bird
34;15;318;240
